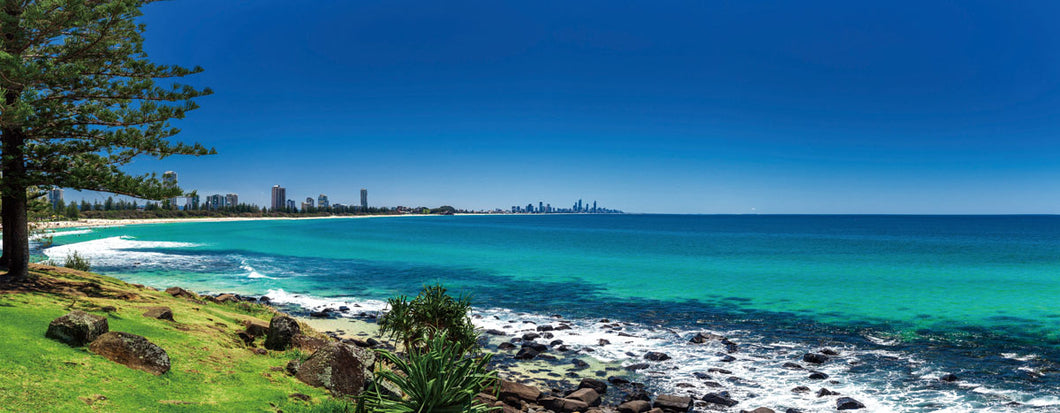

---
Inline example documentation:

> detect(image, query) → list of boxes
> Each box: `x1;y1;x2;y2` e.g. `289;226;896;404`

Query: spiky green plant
62;251;91;272
356;330;498;413
378;285;478;353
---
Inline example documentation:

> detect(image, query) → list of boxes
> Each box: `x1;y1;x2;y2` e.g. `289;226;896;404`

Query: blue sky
73;0;1060;213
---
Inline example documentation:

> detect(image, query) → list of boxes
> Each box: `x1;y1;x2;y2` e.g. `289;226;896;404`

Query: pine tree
0;0;213;280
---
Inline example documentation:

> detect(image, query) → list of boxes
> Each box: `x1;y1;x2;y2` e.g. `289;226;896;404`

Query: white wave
240;260;275;279
43;236;202;268
264;288;388;314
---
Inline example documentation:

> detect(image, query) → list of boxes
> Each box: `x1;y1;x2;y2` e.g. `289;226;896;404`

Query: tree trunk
1;125;29;280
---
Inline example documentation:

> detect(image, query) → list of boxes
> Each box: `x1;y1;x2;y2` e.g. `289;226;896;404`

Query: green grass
0;265;335;412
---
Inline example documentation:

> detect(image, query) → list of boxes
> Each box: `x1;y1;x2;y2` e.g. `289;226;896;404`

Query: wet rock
708;368;732;374
740;409;775;413
550;339;564;346
46;311;109;347
821;348;840;356
702;392;738;407
782;362;804;369
142;307;174;321
499;380;541;405
692;372;710;380
89;332;170;375
579;378;608;394
572;359;590;369
515;347;539;360
802;353;829;364
264;315;301;351
522;332;540;341
555;324;572;331
486;329;507;336
497;342;516;350
808;371;829;380
618;400;652;413
722;338;739;353
940;373;959;382
644;351;671;362
791;386;811;394
836;397;865;410
557;345;571;352
785;409;804;413
567;388;601;406
624;388;652;402
522;342;548;352
655;394;694;412
541;396;590;413
608;376;631;385
817;388;838;397
720;355;736;362
625;363;650;371
689;332;725;344
537;325;554;332
599;338;611;346
295;343;375;397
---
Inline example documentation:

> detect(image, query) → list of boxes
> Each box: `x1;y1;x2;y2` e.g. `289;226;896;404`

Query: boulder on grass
295;342;375;397
498;380;541;405
46;311;108;346
164;286;197;299
142;307;174;321
89;332;170;375
243;319;269;337
264;315;301;351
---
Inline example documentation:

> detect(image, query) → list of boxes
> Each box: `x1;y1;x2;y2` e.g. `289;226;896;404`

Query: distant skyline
68;1;1060;214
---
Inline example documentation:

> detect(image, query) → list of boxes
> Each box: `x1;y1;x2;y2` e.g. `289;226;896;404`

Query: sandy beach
34;214;436;230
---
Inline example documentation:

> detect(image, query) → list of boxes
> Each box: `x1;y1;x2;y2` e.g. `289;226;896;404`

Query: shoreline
34;214;442;230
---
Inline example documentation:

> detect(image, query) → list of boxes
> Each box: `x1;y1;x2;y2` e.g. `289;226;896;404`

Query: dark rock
625;363;650;371
940;373;959;382
485;329;507;336
821;348;840;356
522;332;540;341
309;311;330;318
808;371;829;380
624;389;652;402
703;381;723;388
782;362;804;369
740;409;775;413
722;339;739;353
238;331;256;346
542;332;554;339
258;296;271;303
253;348;267;355
292;334;327;352
708;368;732;374
365;337;381;347
46;311;109;347
497;342;516;350
295;343;375;397
785;409;804;413
550;339;564;346
243;319;270;337
499;380;541;405
100;306;117;312
338;306;350;312
817;388;838;397
791;386;811;393
142;307;173;321
567;388;601;406
540;396;590;413
702;392;738;407
537;325;554;332
164;286;197;299
617;400;652;413
689;332;725;344
555;324;572;330
692;372;710;380
264;315;301;351
522;342;548;352
514;347;539;360
579;378;608;394
836;397;866;410
599;338;611;346
89;331;170;375
655;394;694;412
557;345;571;352
572;358;590;369
608;376;631;385
720;355;736;362
214;293;238;303
802;353;829;364
644;351;671;361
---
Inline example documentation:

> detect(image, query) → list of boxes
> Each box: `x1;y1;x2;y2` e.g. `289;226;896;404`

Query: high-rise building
225;193;238;208
318;194;329;209
286;199;296;211
163;171;178;208
302;197;314;211
271;185;286;211
206;194;224;210
538;202;543;213
47;188;64;209
360;188;368;210
592;201;597;213
186;194;200;210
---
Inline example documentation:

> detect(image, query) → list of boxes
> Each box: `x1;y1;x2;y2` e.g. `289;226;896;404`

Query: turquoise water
42;215;1060;411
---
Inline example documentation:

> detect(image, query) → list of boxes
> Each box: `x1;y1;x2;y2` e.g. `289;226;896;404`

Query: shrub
62;251;91;272
378;285;477;353
356;330;497;413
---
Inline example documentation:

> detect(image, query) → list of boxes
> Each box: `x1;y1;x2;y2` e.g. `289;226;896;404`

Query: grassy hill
0;264;341;412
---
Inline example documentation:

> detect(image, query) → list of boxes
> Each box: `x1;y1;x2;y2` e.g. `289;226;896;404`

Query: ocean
41;214;1060;412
